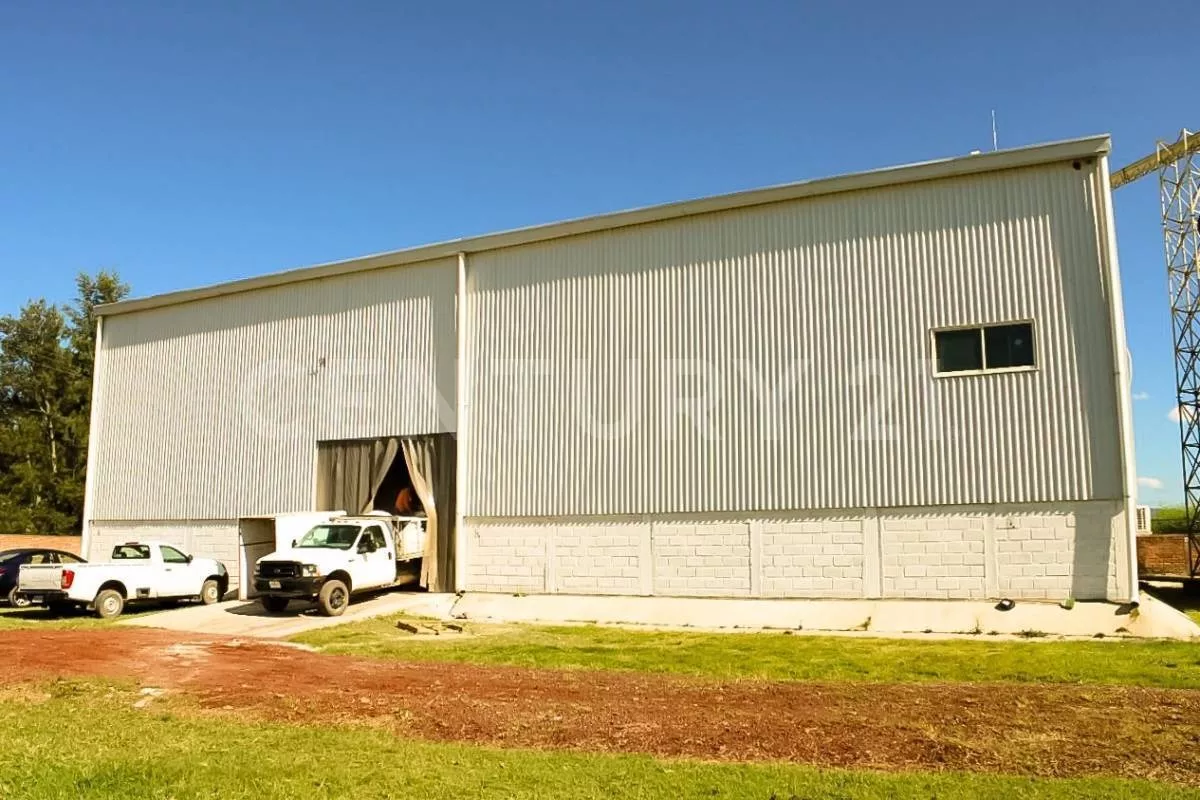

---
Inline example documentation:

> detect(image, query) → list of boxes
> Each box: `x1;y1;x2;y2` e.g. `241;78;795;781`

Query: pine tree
62;271;130;524
0;271;129;533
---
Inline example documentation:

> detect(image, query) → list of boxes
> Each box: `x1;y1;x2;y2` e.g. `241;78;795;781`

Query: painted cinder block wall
464;501;1125;601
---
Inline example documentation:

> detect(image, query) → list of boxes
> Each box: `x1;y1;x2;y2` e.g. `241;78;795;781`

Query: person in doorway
394;485;423;516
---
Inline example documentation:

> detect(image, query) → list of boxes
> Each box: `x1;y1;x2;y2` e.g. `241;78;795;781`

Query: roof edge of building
98;133;1111;317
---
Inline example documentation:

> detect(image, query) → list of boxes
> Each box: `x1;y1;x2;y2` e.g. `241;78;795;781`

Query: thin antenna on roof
991;110;999;151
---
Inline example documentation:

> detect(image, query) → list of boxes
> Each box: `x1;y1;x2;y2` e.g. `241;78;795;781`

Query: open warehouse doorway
236;512;342;599
315;434;457;592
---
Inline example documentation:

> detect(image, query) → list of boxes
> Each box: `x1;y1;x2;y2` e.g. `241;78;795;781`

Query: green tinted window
984;323;1035;369
934;329;983;373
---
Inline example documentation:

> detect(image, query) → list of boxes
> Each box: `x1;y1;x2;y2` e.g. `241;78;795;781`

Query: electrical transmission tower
1113;130;1200;577
1162;133;1200;576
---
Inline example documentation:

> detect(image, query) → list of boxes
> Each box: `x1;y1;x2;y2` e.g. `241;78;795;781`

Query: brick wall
0;534;82;555
555;523;642;594
994;515;1072;599
465;499;1128;601
462;522;548;593
994;507;1114;600
882;514;986;599
653;523;751;596
1137;534;1191;576
761;517;863;597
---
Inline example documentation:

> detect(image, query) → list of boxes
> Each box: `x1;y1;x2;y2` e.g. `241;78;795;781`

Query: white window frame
930;319;1038;378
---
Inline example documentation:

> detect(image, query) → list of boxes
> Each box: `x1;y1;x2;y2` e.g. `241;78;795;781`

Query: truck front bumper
254;576;322;598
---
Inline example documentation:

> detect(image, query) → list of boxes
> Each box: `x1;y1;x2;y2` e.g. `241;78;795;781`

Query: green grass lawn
0;607;106;630
0;603;170;631
0;681;1190;800
294;616;1200;688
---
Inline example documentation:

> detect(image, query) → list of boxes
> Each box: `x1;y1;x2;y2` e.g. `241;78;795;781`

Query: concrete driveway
119;591;457;639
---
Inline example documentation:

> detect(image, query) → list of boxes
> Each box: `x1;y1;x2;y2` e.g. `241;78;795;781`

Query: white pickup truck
17;541;229;619
253;513;426;617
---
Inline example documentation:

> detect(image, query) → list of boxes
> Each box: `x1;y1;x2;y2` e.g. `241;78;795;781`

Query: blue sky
0;1;1184;504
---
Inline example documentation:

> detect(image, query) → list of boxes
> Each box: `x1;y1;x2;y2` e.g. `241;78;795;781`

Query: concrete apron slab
451;591;1200;641
118;590;1198;641
119;593;458;639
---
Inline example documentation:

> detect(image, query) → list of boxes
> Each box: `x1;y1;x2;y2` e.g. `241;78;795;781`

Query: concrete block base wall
465;501;1130;602
85;500;1131;605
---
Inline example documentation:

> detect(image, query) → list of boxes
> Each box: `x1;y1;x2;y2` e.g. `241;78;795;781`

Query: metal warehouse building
83;134;1138;604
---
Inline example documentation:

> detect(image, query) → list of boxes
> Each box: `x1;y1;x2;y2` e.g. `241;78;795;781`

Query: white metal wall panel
465;161;1122;517
92;258;457;520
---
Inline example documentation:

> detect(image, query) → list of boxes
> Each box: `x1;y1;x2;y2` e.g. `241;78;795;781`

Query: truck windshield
295;525;360;550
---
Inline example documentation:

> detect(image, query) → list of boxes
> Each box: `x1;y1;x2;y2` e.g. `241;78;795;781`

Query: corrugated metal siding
465;161;1122;517
92;258;457;520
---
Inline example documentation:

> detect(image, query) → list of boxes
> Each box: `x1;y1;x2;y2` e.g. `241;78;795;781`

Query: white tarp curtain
401;433;456;592
317;435;457;592
315;438;400;515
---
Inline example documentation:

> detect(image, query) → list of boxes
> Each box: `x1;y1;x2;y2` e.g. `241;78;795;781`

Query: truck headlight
253;564;261;577
301;564;320;577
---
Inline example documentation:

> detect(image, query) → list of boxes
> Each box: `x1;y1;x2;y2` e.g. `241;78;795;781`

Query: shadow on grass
1143;582;1200;624
0;601;197;625
227;582;428;619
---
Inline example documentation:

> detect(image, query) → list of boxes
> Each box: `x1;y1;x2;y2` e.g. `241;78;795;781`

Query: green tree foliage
0;271;129;533
1152;506;1190;533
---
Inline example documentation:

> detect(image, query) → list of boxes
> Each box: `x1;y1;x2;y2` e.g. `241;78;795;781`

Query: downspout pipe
454;251;469;592
1097;155;1140;602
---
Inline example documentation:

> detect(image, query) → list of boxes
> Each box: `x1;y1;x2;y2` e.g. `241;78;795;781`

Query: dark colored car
0;549;86;608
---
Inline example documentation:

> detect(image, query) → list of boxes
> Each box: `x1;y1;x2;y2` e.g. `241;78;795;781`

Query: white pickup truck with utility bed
17;541;229;618
254;513;426;616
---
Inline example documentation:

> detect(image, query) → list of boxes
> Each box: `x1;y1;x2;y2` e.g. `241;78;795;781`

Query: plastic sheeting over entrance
315;435;457;592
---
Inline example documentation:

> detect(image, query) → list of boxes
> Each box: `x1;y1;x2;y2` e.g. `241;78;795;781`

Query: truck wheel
94;589;125;619
261;596;289;614
317;579;349;617
200;579;221;605
7;587;30;609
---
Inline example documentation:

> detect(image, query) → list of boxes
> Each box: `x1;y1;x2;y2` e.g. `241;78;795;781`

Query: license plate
268;580;281;589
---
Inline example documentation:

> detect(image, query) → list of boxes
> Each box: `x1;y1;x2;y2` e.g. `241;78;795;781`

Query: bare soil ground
5;629;1200;785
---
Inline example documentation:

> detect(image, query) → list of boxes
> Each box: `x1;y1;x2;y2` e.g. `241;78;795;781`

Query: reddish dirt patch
5;629;1200;784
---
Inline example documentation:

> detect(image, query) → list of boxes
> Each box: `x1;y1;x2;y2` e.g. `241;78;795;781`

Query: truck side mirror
291;539;298;548
186;554;193;564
